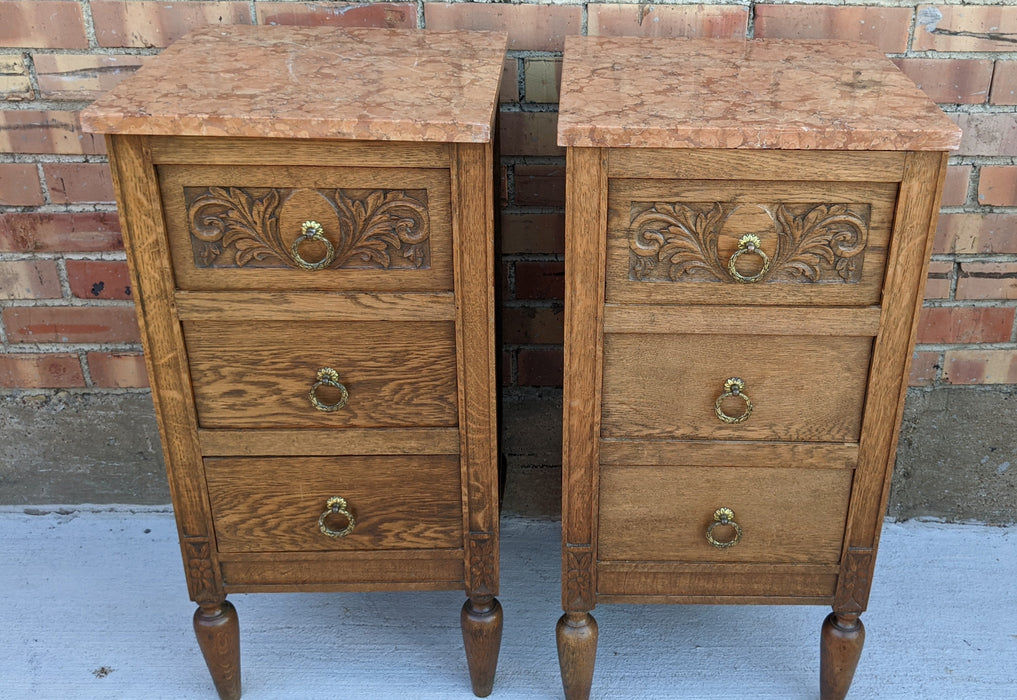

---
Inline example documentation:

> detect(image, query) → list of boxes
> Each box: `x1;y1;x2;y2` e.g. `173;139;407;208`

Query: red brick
500;57;519;103
0;1;88;49
500;306;564;345
500;213;565;255
0;212;122;253
43;163;116;204
0;164;44;206
0;354;84;388
91;0;252;48
942;165;971;207
0;261;62;299
916;306;1014;344
34;54;148;101
256;2;415;28
935;213;1017;255
924;260;953;300
514;164;565;208
499;111;563;157
514;261;565;301
66;260;133;300
517;347;563;386
954;113;1017;157
0;56;34;100
4;306;141;344
87;352;149;387
424;2;582;51
498;164;508;208
908;350;941;387
754;4;911;53
943;349;1017;385
891;58;992;105
956;262;1017;301
978;166;1017;207
991;61;1017;106
0;111;103;155
915;5;1017;53
588;3;747;39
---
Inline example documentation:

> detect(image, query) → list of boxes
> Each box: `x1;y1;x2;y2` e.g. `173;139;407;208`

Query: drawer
205;455;463;553
601;331;872;442
159;163;452;291
598;465;853;564
183;320;457;429
606;179;897;306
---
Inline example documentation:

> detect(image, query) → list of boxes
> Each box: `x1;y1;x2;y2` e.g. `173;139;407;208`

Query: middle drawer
183;320;458;429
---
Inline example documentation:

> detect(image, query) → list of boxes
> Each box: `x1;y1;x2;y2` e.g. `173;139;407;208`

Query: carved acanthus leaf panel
185;186;431;270
629;201;870;284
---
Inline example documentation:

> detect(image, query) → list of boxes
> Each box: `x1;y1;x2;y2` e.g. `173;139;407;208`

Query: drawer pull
318;496;356;538
714;377;753;424
727;234;770;283
291;220;337;271
706;507;743;549
309;367;350;412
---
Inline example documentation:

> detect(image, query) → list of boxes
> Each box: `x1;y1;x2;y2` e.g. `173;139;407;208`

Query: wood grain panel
175;291;456;322
600;440;858;469
199;428;460;456
603;305;881;337
607;149;905;182
599;466;853;563
205;455;462;553
606;179;897;306
159;164;452;292
183;320;457;429
602;332;872;442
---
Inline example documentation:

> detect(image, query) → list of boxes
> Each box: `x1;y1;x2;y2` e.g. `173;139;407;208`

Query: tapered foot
193;601;241;700
821;612;865;700
461;595;503;697
556;611;598;700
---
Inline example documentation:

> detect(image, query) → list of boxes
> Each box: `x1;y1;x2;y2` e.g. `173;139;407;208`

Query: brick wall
2;1;1016;504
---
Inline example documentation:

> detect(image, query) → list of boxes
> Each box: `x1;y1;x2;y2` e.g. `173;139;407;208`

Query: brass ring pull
318;496;356;538
309;367;349;412
714;377;753;424
727;234;770;283
706;507;743;548
291;220;336;271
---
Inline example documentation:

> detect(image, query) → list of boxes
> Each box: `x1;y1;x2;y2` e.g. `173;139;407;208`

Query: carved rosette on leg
556;611;598;700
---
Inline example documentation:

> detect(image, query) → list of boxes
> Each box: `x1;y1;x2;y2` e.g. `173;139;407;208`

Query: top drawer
158;163;452;292
606;178;898;306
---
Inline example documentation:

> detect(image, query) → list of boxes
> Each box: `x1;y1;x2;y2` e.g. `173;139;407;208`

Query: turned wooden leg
821;612;865;700
556;611;598;700
193;600;241;700
461;595;503;697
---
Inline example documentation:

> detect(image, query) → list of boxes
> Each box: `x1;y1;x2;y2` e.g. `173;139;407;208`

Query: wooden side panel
205;455;463;553
451;142;500;598
562;147;608;612
106;134;222;603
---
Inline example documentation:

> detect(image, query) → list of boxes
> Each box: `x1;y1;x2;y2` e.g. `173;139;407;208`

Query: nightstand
81;25;507;699
555;36;960;700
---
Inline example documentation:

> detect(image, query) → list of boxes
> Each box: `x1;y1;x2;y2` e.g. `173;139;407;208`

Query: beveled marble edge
557;36;962;151
80;26;508;143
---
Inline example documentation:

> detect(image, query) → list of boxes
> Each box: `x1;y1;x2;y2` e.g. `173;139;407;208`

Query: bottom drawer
205;455;462;553
599;465;852;564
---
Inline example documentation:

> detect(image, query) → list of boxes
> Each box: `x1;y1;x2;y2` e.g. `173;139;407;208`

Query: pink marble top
558;37;961;151
81;25;508;143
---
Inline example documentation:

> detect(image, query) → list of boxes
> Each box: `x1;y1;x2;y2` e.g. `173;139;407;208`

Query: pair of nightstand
82;27;959;700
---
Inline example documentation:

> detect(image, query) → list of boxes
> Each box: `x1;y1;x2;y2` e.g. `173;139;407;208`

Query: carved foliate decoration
629;201;870;284
185;186;431;270
564;547;594;611
468;531;497;597
183;538;220;604
835;548;874;614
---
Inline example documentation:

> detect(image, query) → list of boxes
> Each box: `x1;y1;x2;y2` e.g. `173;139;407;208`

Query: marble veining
81;26;508;143
558;37;961;151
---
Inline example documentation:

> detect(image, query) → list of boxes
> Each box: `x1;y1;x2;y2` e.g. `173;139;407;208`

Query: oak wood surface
599;439;858;469
607;149;906;182
175;291;456;321
198;428;460;456
556;612;598;700
183;320;458;429
601;332;872;442
820;613;865;700
205;455;462;553
461;596;504;697
193;601;241;700
599;465;852;564
159;164;453;292
603;305;881;336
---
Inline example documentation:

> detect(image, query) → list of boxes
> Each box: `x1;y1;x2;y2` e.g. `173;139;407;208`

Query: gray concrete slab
0;510;1013;699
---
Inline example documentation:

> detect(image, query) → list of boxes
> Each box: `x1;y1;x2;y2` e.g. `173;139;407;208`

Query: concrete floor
0;509;1014;699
